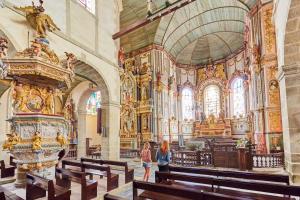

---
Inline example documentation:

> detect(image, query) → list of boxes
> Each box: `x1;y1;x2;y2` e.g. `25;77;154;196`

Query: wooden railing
171;149;284;169
65;148;77;159
171;150;212;167
120;149;139;158
252;153;284;168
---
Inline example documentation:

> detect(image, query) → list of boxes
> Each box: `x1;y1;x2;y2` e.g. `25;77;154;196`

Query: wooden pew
103;194;128;200
80;157;134;183
0;160;15;178
155;171;300;200
55;168;97;200
168;165;290;185
133;180;249;200
61;159;119;191
0;185;23;200
26;173;71;200
82;163;119;191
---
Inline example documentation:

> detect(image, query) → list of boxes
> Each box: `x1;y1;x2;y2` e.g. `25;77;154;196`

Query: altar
193;118;231;137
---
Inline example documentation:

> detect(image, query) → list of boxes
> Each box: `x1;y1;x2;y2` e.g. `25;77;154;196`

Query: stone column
77;110;87;158
101;102;120;160
278;63;300;183
15;165;26;188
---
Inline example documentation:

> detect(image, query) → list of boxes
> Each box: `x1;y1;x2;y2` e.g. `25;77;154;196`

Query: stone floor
0;159;286;200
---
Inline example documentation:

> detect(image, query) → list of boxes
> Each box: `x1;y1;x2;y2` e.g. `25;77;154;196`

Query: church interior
0;0;300;199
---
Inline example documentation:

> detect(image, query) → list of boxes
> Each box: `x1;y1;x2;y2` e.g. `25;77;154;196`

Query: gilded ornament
64;52;76;72
14;1;60;38
264;9;275;52
2;131;21;150
197;68;206;82
215;64;226;80
15;38;60;65
32;131;42;150
56;132;67;147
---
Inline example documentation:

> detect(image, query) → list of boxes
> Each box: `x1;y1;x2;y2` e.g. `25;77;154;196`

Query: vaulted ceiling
120;0;257;65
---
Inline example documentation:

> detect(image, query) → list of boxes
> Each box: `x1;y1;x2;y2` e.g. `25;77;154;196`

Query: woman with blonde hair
140;142;151;182
156;140;171;172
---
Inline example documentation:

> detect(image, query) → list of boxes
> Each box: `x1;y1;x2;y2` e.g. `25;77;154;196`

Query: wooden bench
155;171;300;200
81;157;134;183
61;159;119;191
26;173;71;200
0;186;23;200
55;168;97;200
133;180;249;200
168;165;290;185
103;194;128;200
0;160;15;178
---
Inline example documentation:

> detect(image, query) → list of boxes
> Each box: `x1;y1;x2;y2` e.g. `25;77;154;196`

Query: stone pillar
278;64;300;183
15;165;26;188
77;110;87;158
101;103;120;160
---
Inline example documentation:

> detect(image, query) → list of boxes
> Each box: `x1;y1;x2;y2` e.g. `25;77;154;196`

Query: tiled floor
0;159;285;200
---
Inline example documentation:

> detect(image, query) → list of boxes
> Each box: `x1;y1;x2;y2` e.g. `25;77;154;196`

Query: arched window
232;78;245;117
78;0;95;14
204;85;220;116
86;91;101;115
182;88;193;120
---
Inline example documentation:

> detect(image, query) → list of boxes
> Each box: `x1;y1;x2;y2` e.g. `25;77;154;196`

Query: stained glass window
86;91;101;115
78;0;95;14
204;85;220;116
182;88;193;120
232;78;245;117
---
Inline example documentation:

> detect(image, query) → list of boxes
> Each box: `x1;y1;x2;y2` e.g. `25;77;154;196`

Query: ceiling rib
162;6;247;46
211;33;233;53
168;20;245;53
174;31;243;59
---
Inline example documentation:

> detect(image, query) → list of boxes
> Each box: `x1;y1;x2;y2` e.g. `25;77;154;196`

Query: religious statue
64;98;74;120
139;62;151;75
147;0;154;16
205;64;215;78
32;131;42;150
14;0;60;38
168;75;174;89
2;131;21;150
215;64;226;80
64;52;76;71
0;37;8;79
12;83;31;113
141;84;148;101
56;132;67;147
42;89;54;114
200;112;206;124
16;38;60;65
0;37;8;58
118;47;125;68
142;115;148;131
207;114;216;129
218;109;225;122
123;106;134;135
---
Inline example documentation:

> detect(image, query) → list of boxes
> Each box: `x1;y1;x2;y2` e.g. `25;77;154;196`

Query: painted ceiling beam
112;0;197;40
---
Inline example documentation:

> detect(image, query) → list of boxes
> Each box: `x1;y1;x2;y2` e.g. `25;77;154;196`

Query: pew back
169;165;289;185
156;171;300;198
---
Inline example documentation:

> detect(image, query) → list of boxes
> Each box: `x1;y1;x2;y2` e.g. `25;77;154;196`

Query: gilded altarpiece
261;4;283;152
137;52;152;142
194;64;231;137
120;59;137;149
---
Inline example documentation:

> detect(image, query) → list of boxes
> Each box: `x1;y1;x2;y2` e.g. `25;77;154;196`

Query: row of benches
105;165;300;200
1;158;134;200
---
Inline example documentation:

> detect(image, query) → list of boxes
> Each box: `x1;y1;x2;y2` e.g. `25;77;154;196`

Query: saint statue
118;47;125;68
32;131;42;150
56;132;67;147
2;131;21;150
200;112;206;124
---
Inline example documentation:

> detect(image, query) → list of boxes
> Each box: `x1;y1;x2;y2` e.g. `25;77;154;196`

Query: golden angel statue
14;0;60;38
56;132;67;147
2;131;21;150
32;131;42;150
